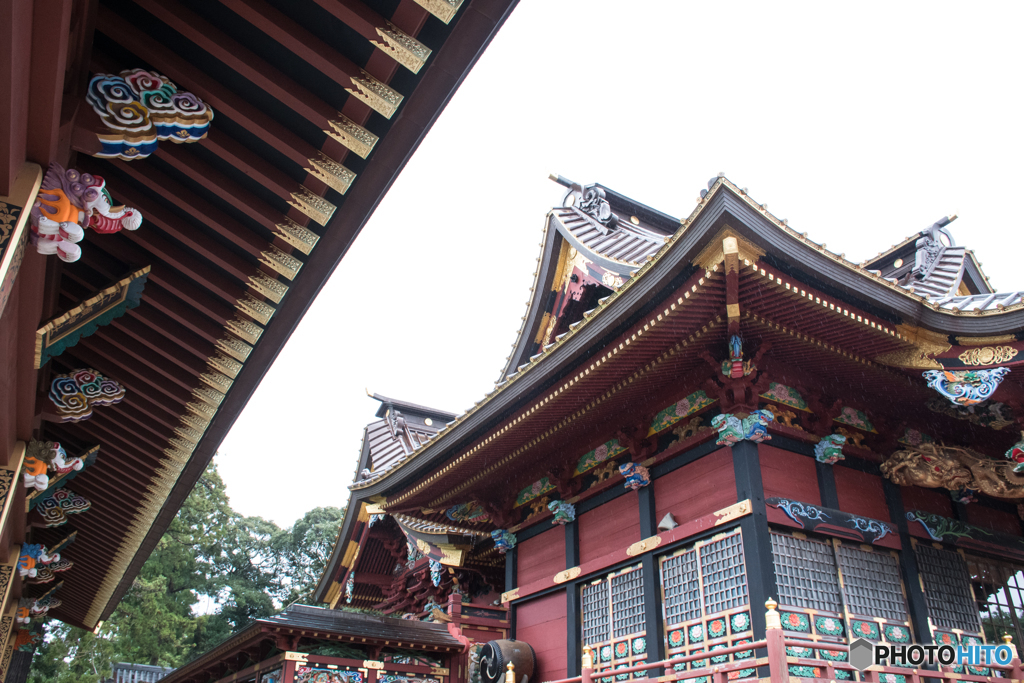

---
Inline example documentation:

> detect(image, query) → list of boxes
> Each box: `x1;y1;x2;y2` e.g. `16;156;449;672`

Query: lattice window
662;548;700;626
583;580;611;646
582;564;647;680
701;531;749;615
770;529;912;679
611;566;645;638
915;544;981;633
770;532;842;612
836;545;906;622
967;555;1024;647
661;529;755;680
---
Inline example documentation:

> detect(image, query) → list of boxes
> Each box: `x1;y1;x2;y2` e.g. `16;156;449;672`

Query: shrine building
308;174;1024;683
0;0;517;680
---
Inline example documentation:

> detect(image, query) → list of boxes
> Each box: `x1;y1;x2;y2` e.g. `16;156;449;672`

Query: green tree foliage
28;460;344;680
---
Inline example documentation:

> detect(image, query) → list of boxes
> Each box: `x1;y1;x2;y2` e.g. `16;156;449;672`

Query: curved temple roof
315;172;1024;604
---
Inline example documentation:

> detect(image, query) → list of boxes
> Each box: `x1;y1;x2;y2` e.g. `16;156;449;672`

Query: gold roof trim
956;334;1016;346
693;226;765;272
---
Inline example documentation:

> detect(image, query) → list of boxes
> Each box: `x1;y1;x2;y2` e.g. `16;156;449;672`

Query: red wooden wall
901;486;953;519
517;525;565;586
654;448;735;524
968;504;1022;537
759;445;820;504
835;467;890;522
515;590;567;682
578;490;641;565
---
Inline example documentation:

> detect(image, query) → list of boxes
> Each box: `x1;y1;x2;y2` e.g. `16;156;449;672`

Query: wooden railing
531;600;1024;683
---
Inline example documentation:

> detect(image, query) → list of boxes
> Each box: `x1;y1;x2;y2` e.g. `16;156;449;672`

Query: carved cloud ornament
85;69;214;161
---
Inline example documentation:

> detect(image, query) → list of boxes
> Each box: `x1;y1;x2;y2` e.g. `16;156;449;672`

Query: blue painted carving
429;559;442;587
767;497;892;543
814;434;847;465
923;368;1010;406
618;461;651;490
490;529;516;554
548;499;575;525
711;410;773;446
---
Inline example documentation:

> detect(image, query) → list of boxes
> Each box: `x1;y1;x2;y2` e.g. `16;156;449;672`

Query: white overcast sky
215;1;1024;526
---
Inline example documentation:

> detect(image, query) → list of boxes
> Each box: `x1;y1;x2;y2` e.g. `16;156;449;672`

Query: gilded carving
882;443;1024;501
0;164;42;321
192;386;225;408
411;0;464;23
199;372;232;393
35;267;150;368
207;354;242;380
215;336;252;362
226;317;263;345
167;438;196;455
500;587;520;603
173;425;203;444
247;272;288;304
259;245;303;280
693;227;765;272
345;71;403;119
180;413;209;432
875;325;951;369
307;153;355;195
958;346;1019;366
272;218;319;256
553;566;581;584
325;115;378;159
372;23;431;73
185;400;216;420
235;293;275;325
288;187;336;226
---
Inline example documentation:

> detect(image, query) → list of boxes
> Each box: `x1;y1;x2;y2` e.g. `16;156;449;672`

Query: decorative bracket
923;367;1010;406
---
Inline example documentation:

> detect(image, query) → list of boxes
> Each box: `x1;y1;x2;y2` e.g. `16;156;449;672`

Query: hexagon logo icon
850;638;875;671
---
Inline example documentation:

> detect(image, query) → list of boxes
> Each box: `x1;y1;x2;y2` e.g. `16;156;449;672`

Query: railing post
764;598;787;683
1005;634;1023;680
582;644;593;683
505;662;516;683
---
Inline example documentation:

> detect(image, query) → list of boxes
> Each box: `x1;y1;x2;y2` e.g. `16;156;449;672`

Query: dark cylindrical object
479;639;536;683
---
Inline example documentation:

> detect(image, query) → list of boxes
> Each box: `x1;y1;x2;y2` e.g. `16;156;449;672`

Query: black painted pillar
638;485;666;670
505;547;517;593
506;547;517;637
567;520;581;676
883;480;932;644
732;441;778;639
815;460;840;509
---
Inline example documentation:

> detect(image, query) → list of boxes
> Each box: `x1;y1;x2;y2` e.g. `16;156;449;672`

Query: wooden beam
113;309;216;364
155;145;301;233
309;0;431;74
0;0;33;194
94;6;324;173
26;0;73;165
101;318;209;377
135;0;341;124
213;0;403;118
107;154;284;258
